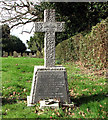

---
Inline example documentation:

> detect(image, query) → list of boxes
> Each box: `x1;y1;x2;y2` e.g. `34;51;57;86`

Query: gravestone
32;53;36;58
3;51;5;57
3;51;8;57
27;9;70;106
9;52;12;56
13;51;18;57
29;53;32;57
23;53;27;57
18;53;21;57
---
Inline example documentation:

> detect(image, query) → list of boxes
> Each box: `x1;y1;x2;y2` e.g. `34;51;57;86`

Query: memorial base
27;66;70;106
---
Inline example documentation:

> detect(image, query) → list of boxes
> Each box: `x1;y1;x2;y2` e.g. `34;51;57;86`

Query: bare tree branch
0;0;40;33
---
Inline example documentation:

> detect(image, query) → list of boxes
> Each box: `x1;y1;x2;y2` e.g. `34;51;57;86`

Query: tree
41;2;108;44
10;35;26;53
0;0;39;29
1;24;11;52
27;32;44;54
1;24;26;52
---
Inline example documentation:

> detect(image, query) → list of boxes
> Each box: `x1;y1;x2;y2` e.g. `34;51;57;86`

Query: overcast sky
10;22;35;50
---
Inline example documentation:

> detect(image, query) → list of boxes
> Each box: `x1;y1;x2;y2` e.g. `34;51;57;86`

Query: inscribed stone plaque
30;68;69;103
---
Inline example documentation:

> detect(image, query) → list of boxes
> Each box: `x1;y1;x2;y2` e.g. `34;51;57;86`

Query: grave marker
29;53;32;57
18;53;21;57
9;52;12;56
13;51;18;57
3;51;8;57
23;53;27;57
27;9;70;106
35;9;65;67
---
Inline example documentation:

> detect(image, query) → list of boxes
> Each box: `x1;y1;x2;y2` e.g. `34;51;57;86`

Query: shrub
56;18;107;69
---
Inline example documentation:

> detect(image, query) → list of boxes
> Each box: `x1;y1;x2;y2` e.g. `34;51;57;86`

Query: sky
10;22;35;51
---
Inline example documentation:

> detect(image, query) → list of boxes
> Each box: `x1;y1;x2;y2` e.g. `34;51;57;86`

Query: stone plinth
27;66;70;106
39;99;59;109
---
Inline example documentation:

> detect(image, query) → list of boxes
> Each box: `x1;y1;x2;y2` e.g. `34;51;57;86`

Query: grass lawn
1;57;107;118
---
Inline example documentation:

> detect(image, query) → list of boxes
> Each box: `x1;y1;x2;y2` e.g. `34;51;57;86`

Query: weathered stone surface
9;52;12;56
18;53;21;57
28;66;70;104
3;51;8;57
35;9;65;67
39;99;59;109
32;53;37;58
27;9;70;107
13;51;18;57
23;53;27;57
29;53;32;57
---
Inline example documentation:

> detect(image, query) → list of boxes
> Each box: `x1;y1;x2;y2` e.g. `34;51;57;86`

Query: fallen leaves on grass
78;111;86;117
69;89;79;97
56;112;61;117
50;116;53;119
82;89;89;91
13;91;16;95
86;108;90;112
100;104;103;107
23;88;27;92
37;112;44;115
27;80;31;83
93;89;96;91
72;113;75;116
34;102;76;118
52;113;55;116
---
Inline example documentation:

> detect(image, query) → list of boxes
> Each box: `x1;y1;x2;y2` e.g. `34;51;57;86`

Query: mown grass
1;57;107;118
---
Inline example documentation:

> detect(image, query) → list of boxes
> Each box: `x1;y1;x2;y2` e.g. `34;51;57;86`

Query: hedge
56;18;108;69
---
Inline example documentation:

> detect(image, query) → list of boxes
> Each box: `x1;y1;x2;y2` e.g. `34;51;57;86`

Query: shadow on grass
2;93;107;106
70;93;107;107
2;97;27;105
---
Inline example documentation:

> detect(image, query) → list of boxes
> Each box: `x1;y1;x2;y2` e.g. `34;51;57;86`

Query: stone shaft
44;31;55;67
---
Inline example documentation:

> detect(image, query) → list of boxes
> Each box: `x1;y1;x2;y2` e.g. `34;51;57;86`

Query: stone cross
35;9;65;67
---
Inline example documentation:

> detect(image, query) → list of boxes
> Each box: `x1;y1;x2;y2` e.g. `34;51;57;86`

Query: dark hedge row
56;18;107;70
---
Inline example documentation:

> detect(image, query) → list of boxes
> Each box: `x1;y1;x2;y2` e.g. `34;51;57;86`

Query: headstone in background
23;53;27;57
5;52;8;57
18;53;21;57
27;9;70;106
36;50;42;58
29;53;32;57
9;52;12;56
3;51;8;57
3;51;5;57
0;51;1;57
13;51;18;57
32;53;37;58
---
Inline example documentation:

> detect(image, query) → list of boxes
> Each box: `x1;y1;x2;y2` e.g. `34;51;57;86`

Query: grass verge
1;57;107;118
